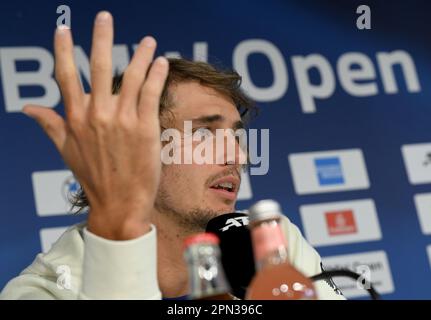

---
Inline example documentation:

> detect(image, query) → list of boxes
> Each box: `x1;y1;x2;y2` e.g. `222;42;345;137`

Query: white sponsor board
300;199;382;247
401;143;431;185
414;193;431;235
32;170;79;217
322;251;394;298
288;149;370;195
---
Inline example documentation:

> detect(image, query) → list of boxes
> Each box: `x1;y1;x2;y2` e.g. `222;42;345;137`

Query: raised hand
23;11;169;240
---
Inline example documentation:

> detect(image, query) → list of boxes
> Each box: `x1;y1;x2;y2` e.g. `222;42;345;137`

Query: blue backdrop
1;0;430;299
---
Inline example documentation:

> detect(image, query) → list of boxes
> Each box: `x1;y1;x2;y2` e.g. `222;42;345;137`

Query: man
1;11;343;300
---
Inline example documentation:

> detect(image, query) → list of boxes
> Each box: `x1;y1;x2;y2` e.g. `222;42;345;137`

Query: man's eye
193;127;213;138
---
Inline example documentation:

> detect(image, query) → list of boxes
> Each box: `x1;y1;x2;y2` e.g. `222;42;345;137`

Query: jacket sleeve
279;215;346;300
79;226;161;299
1;225;161;300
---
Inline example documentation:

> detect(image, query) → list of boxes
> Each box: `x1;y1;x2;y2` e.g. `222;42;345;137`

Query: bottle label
251;221;287;263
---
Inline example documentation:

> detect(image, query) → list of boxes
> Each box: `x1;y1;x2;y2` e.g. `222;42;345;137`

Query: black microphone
205;212;255;299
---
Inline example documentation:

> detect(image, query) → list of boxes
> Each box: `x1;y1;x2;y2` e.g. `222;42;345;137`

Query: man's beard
155;190;226;234
162;206;220;233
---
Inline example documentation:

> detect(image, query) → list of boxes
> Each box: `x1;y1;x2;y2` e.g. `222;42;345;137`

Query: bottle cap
248;199;282;223
183;232;219;249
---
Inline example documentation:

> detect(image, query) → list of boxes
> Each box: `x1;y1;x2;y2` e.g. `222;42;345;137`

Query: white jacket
0;215;345;300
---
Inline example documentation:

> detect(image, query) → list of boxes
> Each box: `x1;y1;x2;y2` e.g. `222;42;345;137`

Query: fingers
90;11;114;108
22;105;67;150
137;57;169;120
118;36;157;115
83;93;91;106
54;26;84;119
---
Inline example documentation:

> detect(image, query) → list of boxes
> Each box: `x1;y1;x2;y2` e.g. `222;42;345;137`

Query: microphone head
206;212;255;299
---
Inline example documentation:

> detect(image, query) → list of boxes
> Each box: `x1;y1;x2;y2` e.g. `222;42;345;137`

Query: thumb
22;104;67;150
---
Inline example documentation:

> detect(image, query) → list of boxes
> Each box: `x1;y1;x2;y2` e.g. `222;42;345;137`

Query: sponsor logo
220;216;249;232
62;175;80;204
288;149;370;195
314;157;345;186
300;199;382;247
401;143;431;185
413;193;431;235
322;251;395;298
325;210;357;236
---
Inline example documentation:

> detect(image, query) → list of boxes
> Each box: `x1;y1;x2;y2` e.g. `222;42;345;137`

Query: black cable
311;269;381;300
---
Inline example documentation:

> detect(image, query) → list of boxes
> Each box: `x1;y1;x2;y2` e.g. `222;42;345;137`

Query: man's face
155;81;246;232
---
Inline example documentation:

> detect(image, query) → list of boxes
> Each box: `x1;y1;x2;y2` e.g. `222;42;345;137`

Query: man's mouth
209;176;240;201
211;181;235;192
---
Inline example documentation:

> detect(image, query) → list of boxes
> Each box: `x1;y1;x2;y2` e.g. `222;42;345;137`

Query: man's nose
215;129;248;166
